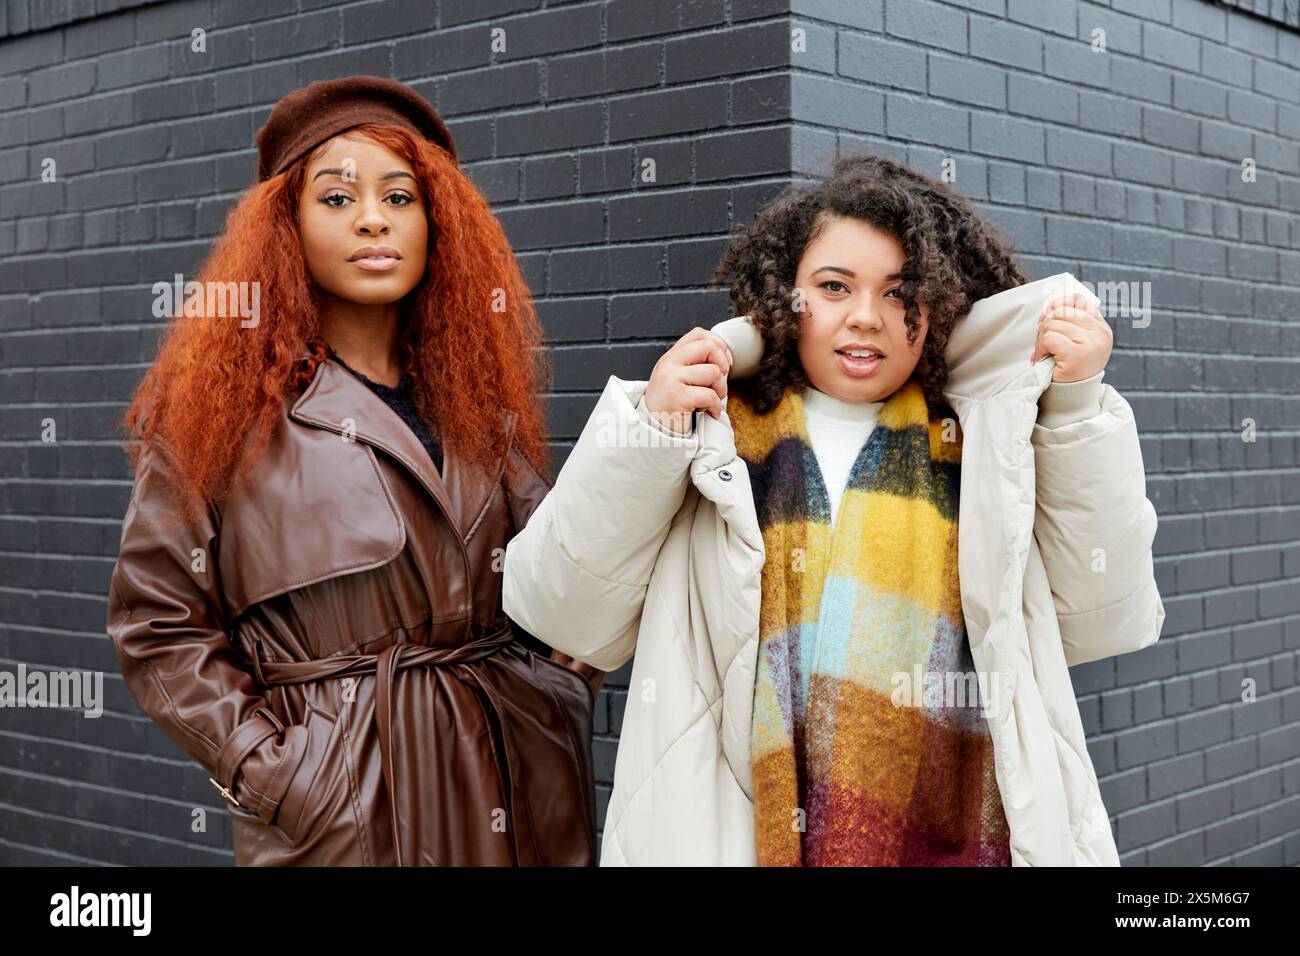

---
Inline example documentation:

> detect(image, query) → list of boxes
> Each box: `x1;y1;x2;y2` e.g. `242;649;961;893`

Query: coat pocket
271;701;343;847
227;799;291;841
227;800;298;866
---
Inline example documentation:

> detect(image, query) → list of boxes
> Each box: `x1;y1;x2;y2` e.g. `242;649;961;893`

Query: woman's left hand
1030;292;1113;383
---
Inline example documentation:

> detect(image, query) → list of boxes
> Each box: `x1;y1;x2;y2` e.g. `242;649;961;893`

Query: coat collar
289;355;513;543
716;272;1091;414
943;272;1095;409
699;274;1097;546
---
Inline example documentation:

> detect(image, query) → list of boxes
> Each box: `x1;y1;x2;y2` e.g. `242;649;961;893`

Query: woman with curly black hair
504;151;1164;867
709;152;1029;417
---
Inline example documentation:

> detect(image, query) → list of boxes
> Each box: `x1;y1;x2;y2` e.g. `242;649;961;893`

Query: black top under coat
327;348;444;476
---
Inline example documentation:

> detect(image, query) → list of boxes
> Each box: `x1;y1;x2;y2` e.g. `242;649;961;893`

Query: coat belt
249;625;517;866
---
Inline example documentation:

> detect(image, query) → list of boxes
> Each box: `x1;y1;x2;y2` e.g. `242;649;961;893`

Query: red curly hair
119;123;551;530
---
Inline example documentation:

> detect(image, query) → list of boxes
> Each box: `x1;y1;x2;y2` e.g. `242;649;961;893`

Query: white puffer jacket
503;273;1165;865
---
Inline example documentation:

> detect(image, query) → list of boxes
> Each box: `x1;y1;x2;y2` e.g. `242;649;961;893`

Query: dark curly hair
709;152;1029;414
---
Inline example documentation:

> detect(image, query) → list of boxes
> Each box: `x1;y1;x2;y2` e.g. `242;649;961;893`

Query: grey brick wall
0;0;1296;866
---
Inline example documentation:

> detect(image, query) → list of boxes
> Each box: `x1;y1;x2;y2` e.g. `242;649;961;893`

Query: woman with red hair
105;76;600;866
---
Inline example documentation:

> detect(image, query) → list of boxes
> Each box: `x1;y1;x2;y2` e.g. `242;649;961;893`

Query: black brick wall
1;0;1297;866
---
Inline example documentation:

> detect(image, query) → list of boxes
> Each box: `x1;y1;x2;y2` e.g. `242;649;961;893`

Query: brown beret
255;75;458;182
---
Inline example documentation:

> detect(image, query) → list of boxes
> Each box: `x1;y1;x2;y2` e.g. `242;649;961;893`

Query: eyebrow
312;168;417;183
810;266;904;281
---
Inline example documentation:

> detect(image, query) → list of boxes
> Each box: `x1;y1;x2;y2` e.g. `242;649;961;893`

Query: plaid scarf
729;376;1011;866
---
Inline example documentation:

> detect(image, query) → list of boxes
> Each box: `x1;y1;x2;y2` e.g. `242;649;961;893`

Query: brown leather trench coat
106;354;600;866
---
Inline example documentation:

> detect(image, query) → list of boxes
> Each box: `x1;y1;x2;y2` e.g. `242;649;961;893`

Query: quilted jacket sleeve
106;438;309;825
502;375;698;671
1031;375;1166;667
501;443;608;696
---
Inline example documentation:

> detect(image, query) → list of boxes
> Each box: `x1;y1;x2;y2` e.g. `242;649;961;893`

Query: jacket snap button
718;469;732;481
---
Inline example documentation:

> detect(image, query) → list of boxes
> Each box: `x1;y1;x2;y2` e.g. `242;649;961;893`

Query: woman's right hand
643;327;734;433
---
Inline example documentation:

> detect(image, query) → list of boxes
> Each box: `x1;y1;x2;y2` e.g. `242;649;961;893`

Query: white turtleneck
801;386;884;528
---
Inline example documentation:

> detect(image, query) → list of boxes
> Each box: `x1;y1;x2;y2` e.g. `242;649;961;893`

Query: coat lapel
290;356;512;543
